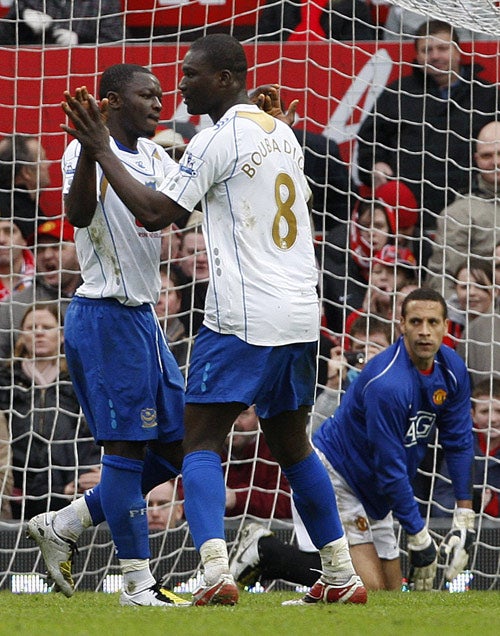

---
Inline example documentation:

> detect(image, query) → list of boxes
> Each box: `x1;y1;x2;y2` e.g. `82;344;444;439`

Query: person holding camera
310;315;392;436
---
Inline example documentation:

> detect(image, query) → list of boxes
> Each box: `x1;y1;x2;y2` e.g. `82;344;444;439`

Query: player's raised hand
73;86;109;123
250;84;298;127
439;507;475;581
60;88;110;157
407;527;437;591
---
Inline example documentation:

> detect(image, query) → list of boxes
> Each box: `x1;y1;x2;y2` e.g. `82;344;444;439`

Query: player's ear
399;316;406;334
219;69;233;88
105;91;120;109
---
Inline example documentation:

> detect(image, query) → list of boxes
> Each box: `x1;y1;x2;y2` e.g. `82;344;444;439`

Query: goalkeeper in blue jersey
313;287;475;591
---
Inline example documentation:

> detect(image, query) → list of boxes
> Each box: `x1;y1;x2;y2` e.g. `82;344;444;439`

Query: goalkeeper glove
439;507;475;581
23;9;53;34
407;527;437;591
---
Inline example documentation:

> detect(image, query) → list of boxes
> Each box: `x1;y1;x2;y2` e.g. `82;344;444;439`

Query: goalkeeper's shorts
186;325;317;419
314;448;400;561
64;296;185;444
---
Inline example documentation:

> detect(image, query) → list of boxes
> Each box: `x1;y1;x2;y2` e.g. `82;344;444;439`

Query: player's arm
438;448;475;581
376;469;437;591
61;90;187;232
64;147;98;227
62;88;101;227
436;369;476;580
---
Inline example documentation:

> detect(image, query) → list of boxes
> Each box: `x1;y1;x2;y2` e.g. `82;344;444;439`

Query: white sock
200;538;230;585
53;497;92;542
120;559;155;594
319;535;356;584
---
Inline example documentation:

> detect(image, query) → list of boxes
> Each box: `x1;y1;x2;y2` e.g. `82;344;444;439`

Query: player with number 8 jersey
160;34;365;606
162;105;319;346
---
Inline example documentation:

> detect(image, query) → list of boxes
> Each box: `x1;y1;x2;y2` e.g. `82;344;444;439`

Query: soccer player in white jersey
27;64;190;608
48;35;367;607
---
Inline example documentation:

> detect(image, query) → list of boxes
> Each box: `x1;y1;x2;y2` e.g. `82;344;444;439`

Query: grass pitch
0;589;499;636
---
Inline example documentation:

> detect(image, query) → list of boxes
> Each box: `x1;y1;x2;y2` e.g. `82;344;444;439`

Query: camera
344;351;366;366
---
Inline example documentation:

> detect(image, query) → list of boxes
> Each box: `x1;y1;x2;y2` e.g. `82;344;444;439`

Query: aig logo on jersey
433;389;447;405
404;411;436;447
141;408;158;429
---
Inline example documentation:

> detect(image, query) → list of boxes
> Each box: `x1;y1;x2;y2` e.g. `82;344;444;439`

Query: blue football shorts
186;326;317;419
64;296;185;444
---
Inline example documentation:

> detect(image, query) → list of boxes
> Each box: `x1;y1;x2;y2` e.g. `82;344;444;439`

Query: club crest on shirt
141;408;158;428
433;389;447;405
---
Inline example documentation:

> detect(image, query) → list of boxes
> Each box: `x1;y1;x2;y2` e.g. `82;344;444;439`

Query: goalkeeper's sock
100;454;150;559
258;534;321;586
283;451;344;548
53;495;93;542
141;447;180;494
182;450;226;551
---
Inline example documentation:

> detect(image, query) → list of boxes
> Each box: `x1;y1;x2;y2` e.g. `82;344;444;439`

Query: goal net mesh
0;0;498;594
381;0;500;36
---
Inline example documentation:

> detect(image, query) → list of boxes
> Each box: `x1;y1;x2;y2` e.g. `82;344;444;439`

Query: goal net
380;0;500;37
0;0;498;594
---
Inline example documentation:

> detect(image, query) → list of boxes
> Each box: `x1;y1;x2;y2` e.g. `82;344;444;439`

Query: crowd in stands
0;5;498;577
0;1;126;45
0;1;498;45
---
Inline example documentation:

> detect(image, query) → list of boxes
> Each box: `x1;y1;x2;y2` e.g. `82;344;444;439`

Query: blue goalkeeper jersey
313;336;474;535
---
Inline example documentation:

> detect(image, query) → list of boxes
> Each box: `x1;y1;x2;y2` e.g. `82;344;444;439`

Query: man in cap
0;216;80;360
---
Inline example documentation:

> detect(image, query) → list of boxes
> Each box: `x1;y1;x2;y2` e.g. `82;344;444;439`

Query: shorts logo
141;408;158;428
355;516;369;532
433;389;447;405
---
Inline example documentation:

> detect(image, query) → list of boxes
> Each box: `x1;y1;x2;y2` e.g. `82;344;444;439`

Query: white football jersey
160;104;319;346
62;137;177;306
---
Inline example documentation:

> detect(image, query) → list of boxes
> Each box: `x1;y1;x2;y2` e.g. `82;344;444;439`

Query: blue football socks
83;447;181;528
84;484;105;526
99;454;150;559
182;450;226;551
283;451;344;548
